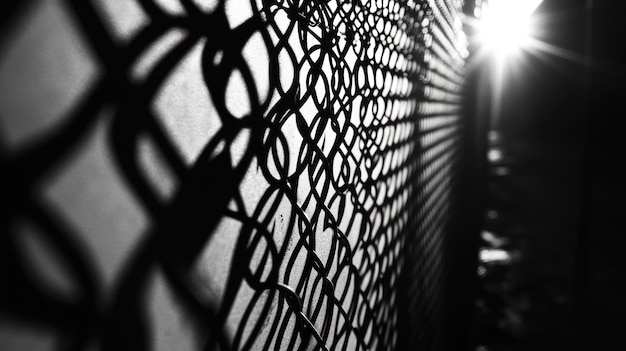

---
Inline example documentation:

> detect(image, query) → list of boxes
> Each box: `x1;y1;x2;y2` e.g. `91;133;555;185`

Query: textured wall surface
0;0;468;350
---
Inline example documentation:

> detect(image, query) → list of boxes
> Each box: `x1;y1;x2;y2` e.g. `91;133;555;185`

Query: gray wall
0;0;469;350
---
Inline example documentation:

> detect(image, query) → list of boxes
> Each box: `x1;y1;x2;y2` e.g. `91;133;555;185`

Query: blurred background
468;0;626;350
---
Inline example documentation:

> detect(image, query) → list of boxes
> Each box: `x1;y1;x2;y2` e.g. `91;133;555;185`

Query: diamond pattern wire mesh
0;0;468;350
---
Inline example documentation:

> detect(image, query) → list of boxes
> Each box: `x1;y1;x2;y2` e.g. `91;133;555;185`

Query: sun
477;0;544;59
466;0;546;120
480;7;532;58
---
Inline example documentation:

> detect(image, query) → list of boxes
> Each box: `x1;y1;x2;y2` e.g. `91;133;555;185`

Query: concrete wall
0;1;468;350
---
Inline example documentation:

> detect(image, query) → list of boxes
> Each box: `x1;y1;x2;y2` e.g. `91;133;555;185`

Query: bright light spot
469;1;545;123
487;148;502;162
479;248;511;263
481;9;530;55
478;0;543;58
481;230;508;247
481;230;497;242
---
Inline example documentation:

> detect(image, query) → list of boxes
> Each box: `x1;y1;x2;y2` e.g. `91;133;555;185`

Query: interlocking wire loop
0;0;468;350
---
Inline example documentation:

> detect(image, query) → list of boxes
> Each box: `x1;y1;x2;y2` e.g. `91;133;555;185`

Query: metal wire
0;0;468;350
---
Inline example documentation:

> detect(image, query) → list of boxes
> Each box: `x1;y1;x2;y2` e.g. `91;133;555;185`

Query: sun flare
477;0;543;58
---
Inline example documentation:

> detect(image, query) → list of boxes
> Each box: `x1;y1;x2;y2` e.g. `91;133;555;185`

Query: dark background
479;0;626;349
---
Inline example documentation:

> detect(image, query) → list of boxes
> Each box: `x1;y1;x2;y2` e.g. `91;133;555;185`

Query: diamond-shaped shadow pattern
0;0;469;350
